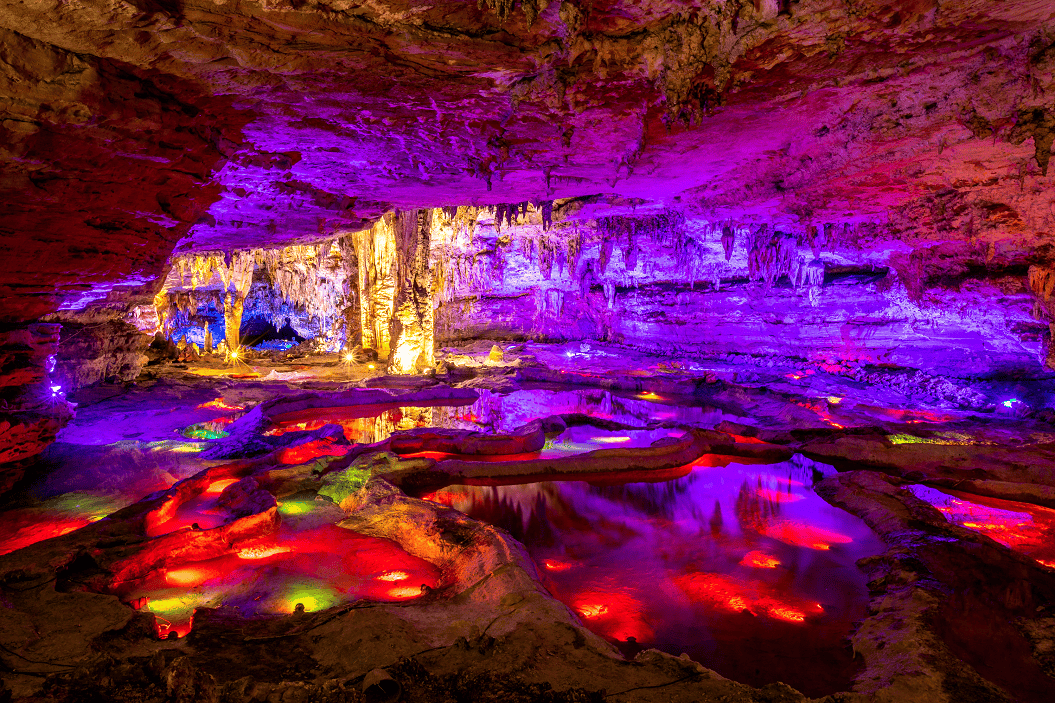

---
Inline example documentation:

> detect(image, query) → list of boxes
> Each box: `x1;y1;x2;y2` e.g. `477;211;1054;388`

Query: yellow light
237;545;291;560
368;364;375;369
205;478;238;494
578;604;608;618
165;568;211;587
343;353;354;362
377;571;409;582
827;396;841;404
147;596;194;613
593;436;632;444
230;350;239;359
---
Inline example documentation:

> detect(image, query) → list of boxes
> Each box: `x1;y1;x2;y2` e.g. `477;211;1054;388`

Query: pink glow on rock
277;438;349;465
910;485;1055;568
114;523;441;639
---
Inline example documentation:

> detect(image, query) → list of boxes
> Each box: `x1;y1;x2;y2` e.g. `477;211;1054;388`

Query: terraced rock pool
422;454;884;696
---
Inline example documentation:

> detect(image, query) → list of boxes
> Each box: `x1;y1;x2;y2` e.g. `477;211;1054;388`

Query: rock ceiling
1;0;1054;320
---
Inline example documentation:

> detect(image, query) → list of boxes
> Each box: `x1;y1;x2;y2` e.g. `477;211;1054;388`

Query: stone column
338;235;362;351
389;209;435;374
221;251;255;354
351;218;396;360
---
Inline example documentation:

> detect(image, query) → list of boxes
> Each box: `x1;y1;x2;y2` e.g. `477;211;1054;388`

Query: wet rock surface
1;363;1054;701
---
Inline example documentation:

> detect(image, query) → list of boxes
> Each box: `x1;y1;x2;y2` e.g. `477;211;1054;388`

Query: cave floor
2;344;1055;702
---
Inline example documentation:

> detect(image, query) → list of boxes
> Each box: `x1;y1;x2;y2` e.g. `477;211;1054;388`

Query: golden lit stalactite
258;241;352;351
220;251;256;356
389;209;435;375
351;217;397;359
1027;265;1055;369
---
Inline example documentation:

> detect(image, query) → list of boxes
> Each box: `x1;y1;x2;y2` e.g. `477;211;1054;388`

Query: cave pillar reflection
389;209;435;374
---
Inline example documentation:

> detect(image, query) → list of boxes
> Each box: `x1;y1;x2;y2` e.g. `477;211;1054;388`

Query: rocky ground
1;350;1054;702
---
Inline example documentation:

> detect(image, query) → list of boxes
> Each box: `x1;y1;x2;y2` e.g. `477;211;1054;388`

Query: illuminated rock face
2;1;1053;315
0;324;72;487
1;4;1055;437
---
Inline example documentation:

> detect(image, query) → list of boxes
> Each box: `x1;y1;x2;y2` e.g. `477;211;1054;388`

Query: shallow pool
423;455;883;696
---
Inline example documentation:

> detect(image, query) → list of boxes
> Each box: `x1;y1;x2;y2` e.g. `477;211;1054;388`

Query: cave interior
3;1;1055;702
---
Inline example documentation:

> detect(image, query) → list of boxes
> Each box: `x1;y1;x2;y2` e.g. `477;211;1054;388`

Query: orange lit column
389;209;435;374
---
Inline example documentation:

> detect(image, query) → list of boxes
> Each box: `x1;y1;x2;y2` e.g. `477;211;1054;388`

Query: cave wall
0;323;72;491
50;318;151;390
432;206;1046;386
0;27;246;323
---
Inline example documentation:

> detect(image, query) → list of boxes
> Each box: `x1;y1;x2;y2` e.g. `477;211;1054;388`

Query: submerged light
740;551;781;569
278;501;313;516
205;478;239;494
593;436;632;444
281;585;336;613
578;603;608;619
237;545;292;560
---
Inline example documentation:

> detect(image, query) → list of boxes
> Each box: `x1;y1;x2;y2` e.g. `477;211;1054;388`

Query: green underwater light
181;424;230;440
280;582;338;613
277;500;314;516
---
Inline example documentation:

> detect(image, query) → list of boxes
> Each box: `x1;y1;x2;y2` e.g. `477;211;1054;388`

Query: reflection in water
430;388;724;434
268;405;440;443
423;456;883;697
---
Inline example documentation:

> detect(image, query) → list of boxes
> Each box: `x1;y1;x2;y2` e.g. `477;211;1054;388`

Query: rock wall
0;323;72;491
433;206;1046;380
0;27;246;323
50;318;151;390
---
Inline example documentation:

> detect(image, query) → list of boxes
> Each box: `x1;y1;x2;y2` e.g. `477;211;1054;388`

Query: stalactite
478;0;515;22
747;228;798;289
542;201;552;230
566;228;583;274
539;239;555;280
579;261;597;300
598;237;614;276
721;225;735;261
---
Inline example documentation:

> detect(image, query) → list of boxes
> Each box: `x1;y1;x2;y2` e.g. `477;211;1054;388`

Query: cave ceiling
1;0;1054;320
